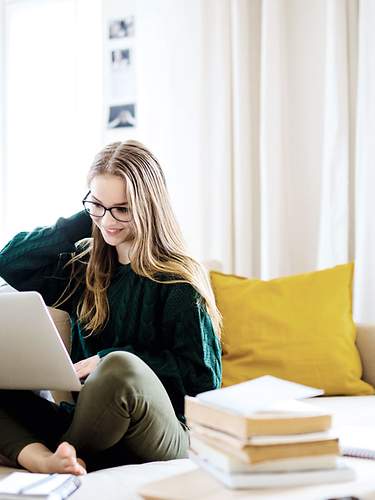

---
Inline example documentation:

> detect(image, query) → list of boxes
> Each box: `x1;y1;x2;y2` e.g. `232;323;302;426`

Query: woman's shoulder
152;271;197;292
153;275;202;312
129;267;203;308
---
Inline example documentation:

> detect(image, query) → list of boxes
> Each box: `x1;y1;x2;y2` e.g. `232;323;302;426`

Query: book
190;424;339;464
190;451;356;489
185;396;331;440
338;425;375;460
190;422;337;446
0;472;81;500
195;375;324;413
189;433;339;473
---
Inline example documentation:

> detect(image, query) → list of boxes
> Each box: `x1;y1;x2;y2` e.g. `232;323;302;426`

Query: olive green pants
0;352;189;471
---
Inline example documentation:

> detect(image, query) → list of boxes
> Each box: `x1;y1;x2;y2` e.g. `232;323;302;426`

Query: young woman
0;140;222;475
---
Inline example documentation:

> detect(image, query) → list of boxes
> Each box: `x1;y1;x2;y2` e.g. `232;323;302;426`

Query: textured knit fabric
0;212;222;422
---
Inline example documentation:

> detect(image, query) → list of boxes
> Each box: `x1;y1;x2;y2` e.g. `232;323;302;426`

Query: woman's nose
102;209;117;225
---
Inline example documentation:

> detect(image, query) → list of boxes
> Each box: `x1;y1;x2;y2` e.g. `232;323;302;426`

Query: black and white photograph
108;103;136;128
111;48;131;69
108;16;135;39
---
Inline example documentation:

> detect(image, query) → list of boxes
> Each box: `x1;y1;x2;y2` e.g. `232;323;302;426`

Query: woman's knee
94;351;148;386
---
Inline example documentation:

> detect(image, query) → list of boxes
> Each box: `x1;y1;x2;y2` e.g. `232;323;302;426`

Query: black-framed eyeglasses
82;191;132;222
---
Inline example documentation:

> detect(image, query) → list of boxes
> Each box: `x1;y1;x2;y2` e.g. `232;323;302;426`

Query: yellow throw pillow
211;263;374;395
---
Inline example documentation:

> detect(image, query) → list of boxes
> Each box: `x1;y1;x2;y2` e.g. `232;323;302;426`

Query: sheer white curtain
119;0;374;324
318;0;357;269
354;0;375;323
197;0;373;321
197;0;332;279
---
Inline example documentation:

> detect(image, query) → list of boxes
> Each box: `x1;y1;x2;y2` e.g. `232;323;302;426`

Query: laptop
0;291;82;391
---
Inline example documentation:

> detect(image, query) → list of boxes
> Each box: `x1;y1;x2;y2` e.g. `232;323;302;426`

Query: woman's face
88;174;133;247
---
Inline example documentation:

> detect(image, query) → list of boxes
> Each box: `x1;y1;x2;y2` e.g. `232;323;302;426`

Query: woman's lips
103;228;123;236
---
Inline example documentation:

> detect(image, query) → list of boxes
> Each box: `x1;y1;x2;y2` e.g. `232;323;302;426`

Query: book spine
185;398;248;439
247;415;332;436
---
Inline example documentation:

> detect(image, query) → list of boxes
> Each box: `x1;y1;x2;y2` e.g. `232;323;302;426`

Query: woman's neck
116;241;132;265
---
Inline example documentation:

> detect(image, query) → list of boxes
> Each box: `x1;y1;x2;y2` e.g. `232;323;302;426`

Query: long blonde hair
56;140;222;337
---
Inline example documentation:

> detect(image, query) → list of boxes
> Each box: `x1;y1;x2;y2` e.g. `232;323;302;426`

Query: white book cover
251;398;329;418
196;375;324;416
190;452;355;489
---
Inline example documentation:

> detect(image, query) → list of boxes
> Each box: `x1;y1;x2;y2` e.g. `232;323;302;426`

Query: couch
1;282;375;499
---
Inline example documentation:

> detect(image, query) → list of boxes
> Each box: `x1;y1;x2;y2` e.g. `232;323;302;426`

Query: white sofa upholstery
1;283;375;498
2;394;375;499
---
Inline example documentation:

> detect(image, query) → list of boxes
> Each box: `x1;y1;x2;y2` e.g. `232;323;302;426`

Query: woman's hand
74;355;100;381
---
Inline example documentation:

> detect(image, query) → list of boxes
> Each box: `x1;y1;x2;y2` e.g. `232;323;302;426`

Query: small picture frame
108;16;135;39
108;103;136;128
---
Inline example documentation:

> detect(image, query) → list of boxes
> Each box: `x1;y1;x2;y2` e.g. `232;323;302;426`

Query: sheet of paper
196;375;324;415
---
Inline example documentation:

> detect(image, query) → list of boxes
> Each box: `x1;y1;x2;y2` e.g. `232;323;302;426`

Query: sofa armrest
48;307;71;353
48;307;74;404
356;323;375;388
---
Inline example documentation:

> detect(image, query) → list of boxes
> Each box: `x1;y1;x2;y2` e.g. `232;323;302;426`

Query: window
1;0;103;246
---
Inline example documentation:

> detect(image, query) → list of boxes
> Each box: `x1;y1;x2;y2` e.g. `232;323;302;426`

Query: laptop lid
0;291;82;391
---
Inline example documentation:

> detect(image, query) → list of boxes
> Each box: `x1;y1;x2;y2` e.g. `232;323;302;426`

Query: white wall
102;0;219;261
1;0;104;246
0;0;5;238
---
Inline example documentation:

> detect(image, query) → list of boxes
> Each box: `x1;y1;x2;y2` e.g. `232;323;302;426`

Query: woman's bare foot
18;441;86;475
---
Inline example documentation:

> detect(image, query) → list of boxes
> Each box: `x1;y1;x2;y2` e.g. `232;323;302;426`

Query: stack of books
185;376;355;489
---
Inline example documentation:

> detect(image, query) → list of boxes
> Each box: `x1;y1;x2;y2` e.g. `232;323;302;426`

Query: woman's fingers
74;361;88;378
74;355;100;379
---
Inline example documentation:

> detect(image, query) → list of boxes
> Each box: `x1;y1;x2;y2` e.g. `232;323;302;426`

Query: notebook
0;472;81;500
339;425;375;460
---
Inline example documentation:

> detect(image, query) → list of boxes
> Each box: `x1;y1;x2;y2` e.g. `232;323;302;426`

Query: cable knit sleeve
0;211;92;309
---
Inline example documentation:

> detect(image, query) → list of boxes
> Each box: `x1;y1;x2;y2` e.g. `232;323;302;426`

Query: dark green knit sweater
0;211;222;421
